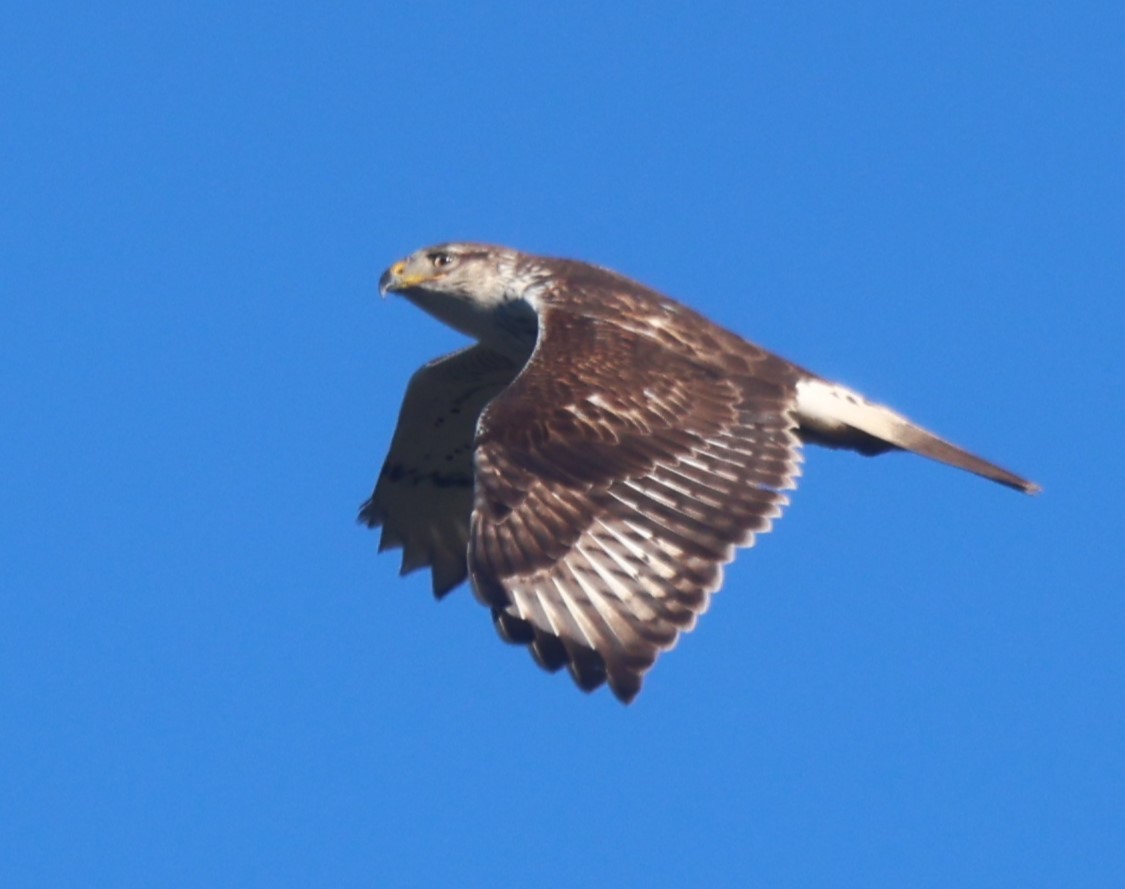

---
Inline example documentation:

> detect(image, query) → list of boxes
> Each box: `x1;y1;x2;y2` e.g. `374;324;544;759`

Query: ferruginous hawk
361;242;1038;703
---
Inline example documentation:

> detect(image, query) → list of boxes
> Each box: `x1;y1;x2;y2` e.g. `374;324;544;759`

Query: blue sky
2;2;1122;886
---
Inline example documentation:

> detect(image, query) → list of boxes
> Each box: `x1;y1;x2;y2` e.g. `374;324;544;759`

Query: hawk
361;242;1038;703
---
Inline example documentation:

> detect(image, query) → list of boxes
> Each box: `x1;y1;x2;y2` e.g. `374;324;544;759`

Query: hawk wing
469;305;804;702
360;344;519;596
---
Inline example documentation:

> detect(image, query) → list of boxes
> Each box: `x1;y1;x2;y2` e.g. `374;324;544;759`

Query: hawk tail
794;378;1041;494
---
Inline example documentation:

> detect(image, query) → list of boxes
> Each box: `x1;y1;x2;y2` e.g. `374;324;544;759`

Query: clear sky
3;2;1122;887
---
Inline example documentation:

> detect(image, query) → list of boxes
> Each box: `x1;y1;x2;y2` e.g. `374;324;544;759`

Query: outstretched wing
468;306;804;702
360;344;520;596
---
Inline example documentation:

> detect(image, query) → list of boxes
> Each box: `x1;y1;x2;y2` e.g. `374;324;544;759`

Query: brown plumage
361;242;1038;702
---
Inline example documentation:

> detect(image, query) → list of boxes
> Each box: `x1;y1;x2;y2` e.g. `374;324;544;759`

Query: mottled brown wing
469;306;803;702
360;345;520;596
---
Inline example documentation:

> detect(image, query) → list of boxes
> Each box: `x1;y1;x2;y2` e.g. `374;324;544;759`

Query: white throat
405;289;539;363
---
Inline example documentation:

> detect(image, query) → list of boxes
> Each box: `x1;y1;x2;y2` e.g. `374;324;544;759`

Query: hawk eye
430;251;455;269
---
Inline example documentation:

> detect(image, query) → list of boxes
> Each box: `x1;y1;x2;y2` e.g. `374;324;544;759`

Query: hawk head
379;242;539;359
379;243;524;306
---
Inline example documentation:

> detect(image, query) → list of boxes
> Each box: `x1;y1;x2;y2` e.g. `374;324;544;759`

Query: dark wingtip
491;608;640;701
431;568;467;600
608;670;642;705
357;498;383;528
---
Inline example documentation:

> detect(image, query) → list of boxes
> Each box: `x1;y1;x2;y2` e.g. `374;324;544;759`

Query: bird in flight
362;242;1038;703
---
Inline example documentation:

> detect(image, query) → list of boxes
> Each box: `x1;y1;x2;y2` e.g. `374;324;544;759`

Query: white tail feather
794;379;1040;494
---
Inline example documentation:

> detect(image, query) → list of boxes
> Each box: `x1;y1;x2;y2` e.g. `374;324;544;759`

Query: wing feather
469;303;803;702
359;345;519;597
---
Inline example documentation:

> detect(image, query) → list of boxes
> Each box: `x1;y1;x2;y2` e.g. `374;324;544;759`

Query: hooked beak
378;261;405;296
379;259;433;296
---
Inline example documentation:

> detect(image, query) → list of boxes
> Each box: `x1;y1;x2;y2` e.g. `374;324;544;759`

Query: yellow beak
379;260;433;295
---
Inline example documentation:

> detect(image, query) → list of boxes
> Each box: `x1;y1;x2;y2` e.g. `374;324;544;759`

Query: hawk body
363;242;1037;702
